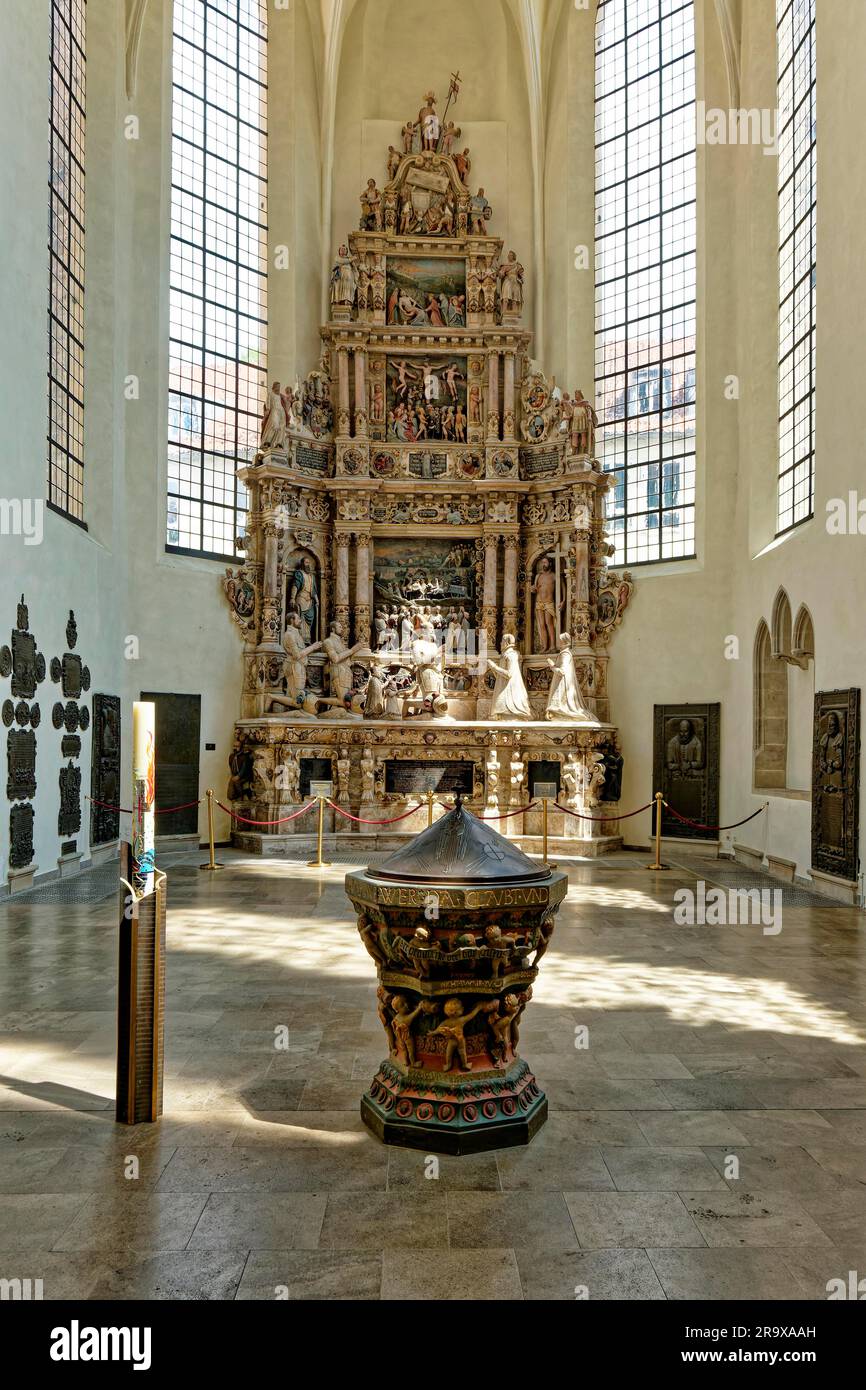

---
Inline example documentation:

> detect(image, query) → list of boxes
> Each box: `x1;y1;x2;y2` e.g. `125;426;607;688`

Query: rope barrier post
199;789;223;872
644;791;669;871
306;794;332;869
541;795;550;868
426;789;434;828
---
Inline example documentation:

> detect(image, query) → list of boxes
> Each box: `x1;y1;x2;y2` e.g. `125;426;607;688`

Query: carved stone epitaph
90;695;122;847
811;689;860;882
652;704;721;841
3;595;46;877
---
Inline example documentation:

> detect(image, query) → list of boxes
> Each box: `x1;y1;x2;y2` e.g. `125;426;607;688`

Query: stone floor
1;847;865;1301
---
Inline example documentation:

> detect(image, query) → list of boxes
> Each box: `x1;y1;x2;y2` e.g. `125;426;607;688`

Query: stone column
260;513;281;646
353;349;367;437
335;530;351;633
354;532;371;646
503;351;516;440
572;487;593;648
486;351;500;441
502;534;519;639
482;533;499;648
337;348;351;437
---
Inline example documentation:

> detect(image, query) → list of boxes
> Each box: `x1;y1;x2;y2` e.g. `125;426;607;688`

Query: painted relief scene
386;256;467;326
372;535;477;647
386;354;468;442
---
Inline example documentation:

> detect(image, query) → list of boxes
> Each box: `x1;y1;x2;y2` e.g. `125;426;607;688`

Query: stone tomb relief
221;83;634;851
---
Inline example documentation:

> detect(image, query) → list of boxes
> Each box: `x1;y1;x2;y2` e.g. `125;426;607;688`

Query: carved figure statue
251;748;272;797
390;994;435;1067
281;613;321;703
411;635;447;715
546;634;595;721
484;924;523;979
571;387;598;455
336;750;351;802
485;747;500;809
562;751;581;809
585;750;607;807
360;746;376;801
469;188;491;235
227;730;254;801
289;555;319;643
364;662;386;718
497;250;524;314
454;148;471;184
417;90;440;151
531;556;558;653
360;178;383;231
322;622;366;708
377;986;394;1051
429;997;486;1072
488;634;532;720
487;993;520;1066
260;381;289;450
401;120;415;154
277;749;300;804
330;245;357;308
387;145;401;181
666;718;703;775
358;913;388;965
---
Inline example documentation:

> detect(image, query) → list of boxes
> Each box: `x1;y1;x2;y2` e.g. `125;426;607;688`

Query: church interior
1;0;866;1315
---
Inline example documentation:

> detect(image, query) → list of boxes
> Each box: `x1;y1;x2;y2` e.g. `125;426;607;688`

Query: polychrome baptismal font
345;797;567;1153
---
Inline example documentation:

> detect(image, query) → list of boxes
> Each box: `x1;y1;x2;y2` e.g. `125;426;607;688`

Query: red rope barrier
215;800;317;827
327;800;424;825
662;801;768;833
476;802;537;820
86;795;203;816
556;799;655;822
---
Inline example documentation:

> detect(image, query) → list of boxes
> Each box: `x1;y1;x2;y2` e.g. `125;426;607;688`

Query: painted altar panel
374;535;477;629
811;688;860;882
652;703;720;841
386;355;468;443
386;257;467;327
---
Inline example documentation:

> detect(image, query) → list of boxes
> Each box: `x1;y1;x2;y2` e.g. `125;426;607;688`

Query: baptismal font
221;79;633;854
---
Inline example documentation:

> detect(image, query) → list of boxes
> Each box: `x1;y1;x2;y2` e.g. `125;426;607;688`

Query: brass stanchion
644;791;669;870
306;794;332;868
199;789;223;871
541;796;550;867
426;789;435;827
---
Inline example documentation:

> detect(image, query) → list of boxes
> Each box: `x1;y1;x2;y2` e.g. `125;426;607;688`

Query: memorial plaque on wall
652;703;720;840
811;688;860;882
385;759;474;796
91;694;121;845
299;757;334;799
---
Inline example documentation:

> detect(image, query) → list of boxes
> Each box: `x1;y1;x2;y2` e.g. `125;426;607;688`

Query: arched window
777;0;816;533
594;0;696;565
167;0;268;560
48;0;86;523
754;594;815;792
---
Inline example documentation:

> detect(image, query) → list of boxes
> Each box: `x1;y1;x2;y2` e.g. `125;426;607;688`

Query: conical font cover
371;801;550;884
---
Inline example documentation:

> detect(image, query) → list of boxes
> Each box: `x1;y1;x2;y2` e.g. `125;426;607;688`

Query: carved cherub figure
389;994;434;1068
377;985;394;1051
484;923;523;979
429;997;487;1072
486;993;521;1067
512;986;533;1048
408;924;435;978
357;913;388;965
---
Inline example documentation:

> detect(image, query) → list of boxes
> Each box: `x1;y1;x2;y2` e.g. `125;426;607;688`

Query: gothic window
594;0;696;565
48;0;86;523
167;0;268;560
777;0;816;533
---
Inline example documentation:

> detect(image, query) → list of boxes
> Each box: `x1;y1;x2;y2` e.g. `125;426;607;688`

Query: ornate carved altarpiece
221;85;634;851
